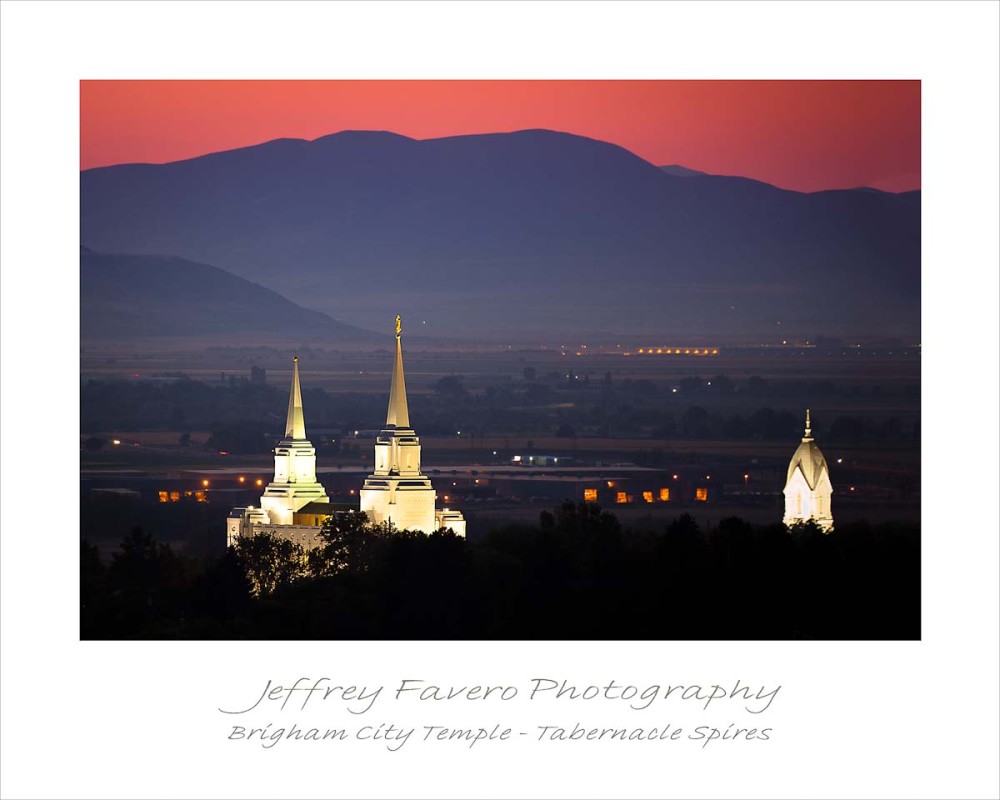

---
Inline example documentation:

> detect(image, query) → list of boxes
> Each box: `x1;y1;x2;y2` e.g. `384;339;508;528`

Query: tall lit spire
285;356;306;440
386;314;410;428
803;408;812;441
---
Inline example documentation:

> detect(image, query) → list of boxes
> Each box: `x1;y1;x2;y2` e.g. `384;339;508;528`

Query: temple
226;357;341;549
782;409;834;532
259;356;330;524
360;316;466;535
227;317;464;549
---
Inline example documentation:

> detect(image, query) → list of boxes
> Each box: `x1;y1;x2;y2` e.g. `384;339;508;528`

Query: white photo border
1;2;998;798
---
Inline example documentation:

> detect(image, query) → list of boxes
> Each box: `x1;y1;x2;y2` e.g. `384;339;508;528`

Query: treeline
81;375;919;452
81;505;920;641
81;378;384;436
513;371;920;402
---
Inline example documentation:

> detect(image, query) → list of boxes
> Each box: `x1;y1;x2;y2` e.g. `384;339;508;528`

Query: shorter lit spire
804;408;812;441
285;356;306;439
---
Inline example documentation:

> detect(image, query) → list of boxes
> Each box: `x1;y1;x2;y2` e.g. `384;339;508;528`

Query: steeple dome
783;409;834;531
785;408;827;490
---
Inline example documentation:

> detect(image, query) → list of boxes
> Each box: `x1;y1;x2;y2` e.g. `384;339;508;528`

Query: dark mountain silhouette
659;164;708;177
80;249;376;342
80;129;920;341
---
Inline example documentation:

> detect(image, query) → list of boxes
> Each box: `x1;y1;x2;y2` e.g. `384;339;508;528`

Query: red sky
80;80;920;193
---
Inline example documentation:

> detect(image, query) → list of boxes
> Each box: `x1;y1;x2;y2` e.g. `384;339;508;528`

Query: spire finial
804;408;812;441
285;356;306;439
386;315;410;428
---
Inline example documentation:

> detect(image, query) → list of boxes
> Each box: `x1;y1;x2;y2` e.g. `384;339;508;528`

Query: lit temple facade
227;318;464;549
782;409;834;532
226;357;338;549
360;316;466;536
260;356;329;525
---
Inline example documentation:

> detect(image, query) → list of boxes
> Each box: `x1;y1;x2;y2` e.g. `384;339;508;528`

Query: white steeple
386;314;410;429
783;409;834;531
285;355;306;439
259;356;329;525
360;315;437;532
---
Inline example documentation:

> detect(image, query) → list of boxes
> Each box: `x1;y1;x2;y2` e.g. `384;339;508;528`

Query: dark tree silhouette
80;507;920;641
232;532;307;597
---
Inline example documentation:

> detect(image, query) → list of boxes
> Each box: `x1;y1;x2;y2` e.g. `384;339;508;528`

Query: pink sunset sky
80;80;920;193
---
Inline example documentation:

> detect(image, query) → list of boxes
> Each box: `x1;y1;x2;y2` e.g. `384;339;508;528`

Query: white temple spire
361;314;465;536
285;356;306;440
386;315;410;429
783;408;833;532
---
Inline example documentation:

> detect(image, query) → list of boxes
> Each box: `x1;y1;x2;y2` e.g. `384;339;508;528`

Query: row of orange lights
200;477;265;487
602;488;710;504
635;347;719;355
587;486;717;504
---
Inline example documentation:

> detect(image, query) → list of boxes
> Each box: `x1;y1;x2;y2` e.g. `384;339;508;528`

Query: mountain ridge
80;128;920;340
81;248;378;342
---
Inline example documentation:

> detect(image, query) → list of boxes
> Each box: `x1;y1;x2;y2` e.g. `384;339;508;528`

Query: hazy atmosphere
79;80;920;640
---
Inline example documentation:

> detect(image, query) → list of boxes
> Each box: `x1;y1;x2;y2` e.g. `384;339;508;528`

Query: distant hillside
80;249;376;342
659;164;708;177
80;129;920;341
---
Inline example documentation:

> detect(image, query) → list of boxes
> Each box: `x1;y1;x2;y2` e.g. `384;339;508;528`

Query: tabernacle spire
285;356;306;439
386;315;410;428
804;408;812;441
